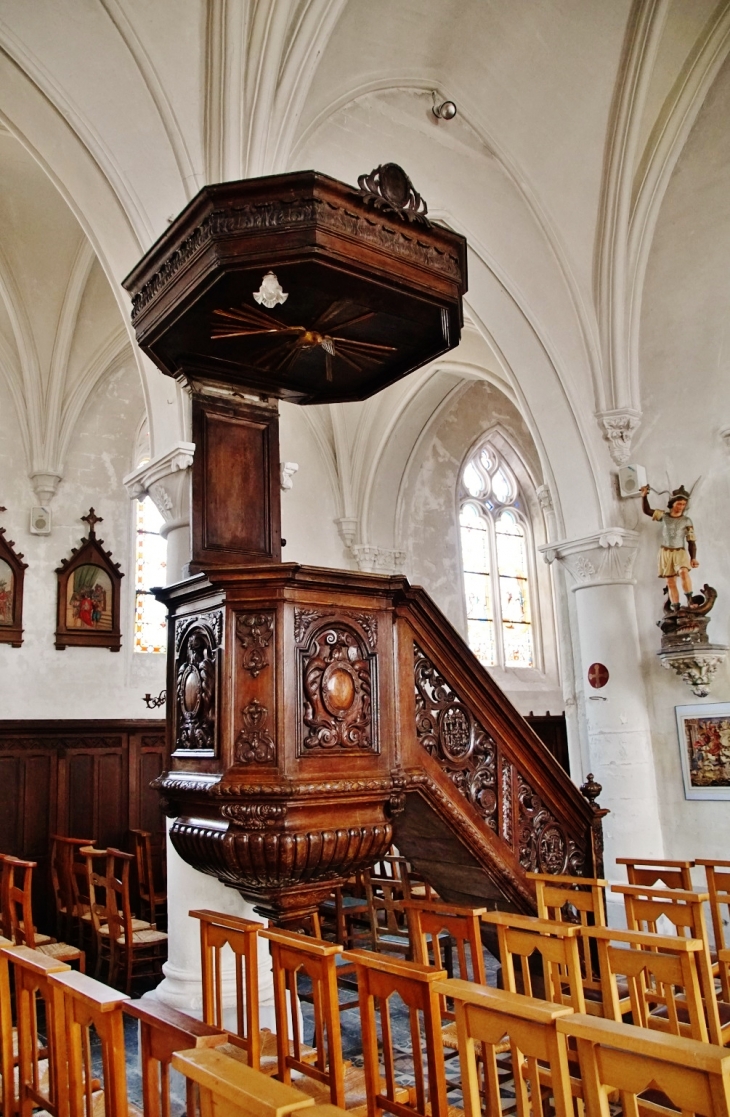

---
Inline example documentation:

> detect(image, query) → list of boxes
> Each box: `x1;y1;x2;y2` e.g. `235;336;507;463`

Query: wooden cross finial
81;507;103;537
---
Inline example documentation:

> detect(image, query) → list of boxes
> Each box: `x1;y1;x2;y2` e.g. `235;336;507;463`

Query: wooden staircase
390;583;603;915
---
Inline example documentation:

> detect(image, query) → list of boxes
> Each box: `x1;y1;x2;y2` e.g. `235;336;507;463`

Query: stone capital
123;441;195;535
540;528;639;590
597;408;641;466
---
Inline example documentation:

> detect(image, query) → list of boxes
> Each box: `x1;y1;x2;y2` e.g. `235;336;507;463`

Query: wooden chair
50;836;93;942
616;857;695;891
698;859;730;999
123;997;228;1117
558;1012;730;1117
104;848;167;993
191;907;280;1072
3;944;71;1117
362;859;411;957
2;855;85;970
171;1046;322;1117
129;830;167;930
0;935;13;1117
529;871;608;1016
48;968;133;1117
342;948;450;1117
585;925;709;1041
615;883;730;1047
261;927;368;1109
319;879;369;950
482;911;586;1012
433;978;574;1117
405;900;486;1054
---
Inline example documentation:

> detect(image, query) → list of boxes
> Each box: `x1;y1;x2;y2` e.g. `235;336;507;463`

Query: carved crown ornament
54;509;124;651
0;506;27;648
540;529;639;590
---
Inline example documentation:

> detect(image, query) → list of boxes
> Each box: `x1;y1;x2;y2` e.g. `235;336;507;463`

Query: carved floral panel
298;622;377;754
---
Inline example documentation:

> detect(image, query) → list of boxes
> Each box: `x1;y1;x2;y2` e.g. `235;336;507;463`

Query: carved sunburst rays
211;299;396;381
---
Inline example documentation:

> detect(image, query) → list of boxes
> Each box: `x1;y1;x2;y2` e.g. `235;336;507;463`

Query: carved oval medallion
183;667;201;714
438;704;473;761
322;664;356;717
538;824;567;874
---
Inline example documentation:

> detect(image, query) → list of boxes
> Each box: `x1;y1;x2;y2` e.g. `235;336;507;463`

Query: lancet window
459;441;534;669
134;496;168;654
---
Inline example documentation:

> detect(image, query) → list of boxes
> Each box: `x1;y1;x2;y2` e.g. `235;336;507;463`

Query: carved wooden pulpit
123;166;469;923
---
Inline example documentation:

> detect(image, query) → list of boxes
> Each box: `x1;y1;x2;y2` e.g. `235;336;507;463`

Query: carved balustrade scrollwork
413;643;588;876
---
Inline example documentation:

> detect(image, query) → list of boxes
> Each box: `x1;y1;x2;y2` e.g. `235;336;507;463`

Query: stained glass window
134;497;168;653
458;443;534;669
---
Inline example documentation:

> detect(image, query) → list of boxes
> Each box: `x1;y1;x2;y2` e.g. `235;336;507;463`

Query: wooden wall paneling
0;721;167;934
191;394;281;570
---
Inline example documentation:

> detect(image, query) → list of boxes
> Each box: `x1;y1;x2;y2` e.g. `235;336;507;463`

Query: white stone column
124;442;195;582
542;530;664;902
124;441;274;1023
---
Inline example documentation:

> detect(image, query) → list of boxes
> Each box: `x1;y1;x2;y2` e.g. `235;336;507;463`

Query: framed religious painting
0;509;27;647
55;508;123;651
676;703;730;800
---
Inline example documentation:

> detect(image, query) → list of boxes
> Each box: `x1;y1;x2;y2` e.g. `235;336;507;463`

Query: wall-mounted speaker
618;464;647;499
30;506;52;534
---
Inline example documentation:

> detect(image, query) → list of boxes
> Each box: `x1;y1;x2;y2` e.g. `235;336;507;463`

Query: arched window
459;441;534;669
133;494;168;654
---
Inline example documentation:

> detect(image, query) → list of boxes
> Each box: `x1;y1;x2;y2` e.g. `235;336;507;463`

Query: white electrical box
30;506;52;534
618;464;647;498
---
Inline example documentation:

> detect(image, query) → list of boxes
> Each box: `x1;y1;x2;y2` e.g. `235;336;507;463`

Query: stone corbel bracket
540;528;639;590
597;409;641;466
123;441;195;537
658;645;728;698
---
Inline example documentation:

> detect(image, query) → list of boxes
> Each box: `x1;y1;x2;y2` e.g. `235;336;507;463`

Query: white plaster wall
0;361;166;718
635;55;730;861
400;378;563;717
279;402;351;570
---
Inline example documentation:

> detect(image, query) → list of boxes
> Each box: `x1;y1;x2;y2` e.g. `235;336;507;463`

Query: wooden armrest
172;1048;315;1117
260;928;343;955
616;859;695;868
1;944;71;974
123;999;229;1050
433;977;574;1023
481;912;582;936
611;885;708;901
527;872;608;887
581;927;703;951
189;909;264;931
48;969;130;1010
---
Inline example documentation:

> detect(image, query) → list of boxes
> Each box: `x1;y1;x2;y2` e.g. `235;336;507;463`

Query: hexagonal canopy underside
123;170;467;405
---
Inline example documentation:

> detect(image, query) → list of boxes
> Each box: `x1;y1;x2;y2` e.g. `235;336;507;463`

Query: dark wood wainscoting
0;719;167;932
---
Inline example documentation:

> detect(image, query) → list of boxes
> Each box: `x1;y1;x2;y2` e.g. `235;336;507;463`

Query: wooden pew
558;1013;730;1116
342;949;449;1117
48;968;133;1117
585;925;708;1041
0;935;14;1117
190;908;270;1070
171;1047;316;1117
260;928;368;1109
3;944;71;1117
123;998;228;1117
433;978;574;1117
482;911;586;1011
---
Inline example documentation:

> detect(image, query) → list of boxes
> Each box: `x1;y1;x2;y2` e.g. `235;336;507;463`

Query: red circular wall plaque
587;662;609;689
